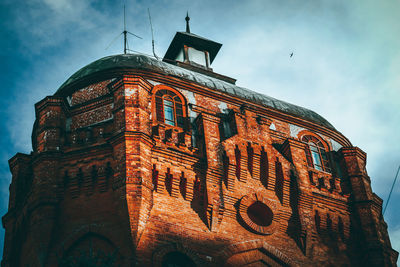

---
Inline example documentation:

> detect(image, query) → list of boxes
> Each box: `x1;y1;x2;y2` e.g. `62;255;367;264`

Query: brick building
2;18;398;266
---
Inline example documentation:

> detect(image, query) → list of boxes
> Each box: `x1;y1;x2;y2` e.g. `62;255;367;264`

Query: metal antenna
123;5;127;54
105;4;142;54
383;165;400;215
147;8;159;60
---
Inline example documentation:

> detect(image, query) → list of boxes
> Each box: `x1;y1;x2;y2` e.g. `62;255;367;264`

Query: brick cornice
69;95;113;115
121;75;153;92
282;138;306;150
124;131;153;146
151;146;201;165
339;146;367;161
2;209;16;227
8;153;31;170
61;143;113;161
200;112;221;124
190;104;217;116
138;70;351;148
31;151;62;164
35;96;64;114
59;68;352;148
312;191;349;209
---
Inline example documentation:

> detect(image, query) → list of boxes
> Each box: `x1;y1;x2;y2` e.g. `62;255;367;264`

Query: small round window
247;201;273;227
238;193;279;235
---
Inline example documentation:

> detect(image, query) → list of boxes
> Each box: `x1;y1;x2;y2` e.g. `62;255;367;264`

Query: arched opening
154;88;185;128
301;135;331;173
222;240;292;267
61;233;122;266
161;251;196;267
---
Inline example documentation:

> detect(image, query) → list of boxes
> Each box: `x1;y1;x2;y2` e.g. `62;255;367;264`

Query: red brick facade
2;53;398;266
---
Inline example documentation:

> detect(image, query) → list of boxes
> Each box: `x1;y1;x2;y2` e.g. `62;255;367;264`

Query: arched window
301;135;331;173
155;89;185;128
62;233;122;266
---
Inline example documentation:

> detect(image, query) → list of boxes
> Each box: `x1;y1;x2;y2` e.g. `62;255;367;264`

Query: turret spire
185;12;190;33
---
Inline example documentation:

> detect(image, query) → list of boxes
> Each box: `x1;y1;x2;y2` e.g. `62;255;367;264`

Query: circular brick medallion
239;193;279;235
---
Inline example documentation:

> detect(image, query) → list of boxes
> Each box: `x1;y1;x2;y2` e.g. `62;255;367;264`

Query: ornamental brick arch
219;239;297;267
152;242;204;267
297;130;331;151
151;84;188;129
297;130;333;173
53;225;133;266
61;232;123;265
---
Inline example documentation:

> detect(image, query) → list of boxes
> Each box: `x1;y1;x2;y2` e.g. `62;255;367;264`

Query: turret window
302;135;331;173
154;88;185;128
163;97;175;125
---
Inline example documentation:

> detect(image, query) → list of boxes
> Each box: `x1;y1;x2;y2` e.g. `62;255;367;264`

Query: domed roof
56;54;335;130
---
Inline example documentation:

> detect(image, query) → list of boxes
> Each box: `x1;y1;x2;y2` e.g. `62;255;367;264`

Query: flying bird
290;52;294;58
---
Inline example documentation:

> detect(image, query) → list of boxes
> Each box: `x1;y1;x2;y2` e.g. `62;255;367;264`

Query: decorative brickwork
2;40;398;266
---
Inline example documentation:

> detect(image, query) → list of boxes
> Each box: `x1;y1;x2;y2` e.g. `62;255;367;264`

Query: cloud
9;0;122;55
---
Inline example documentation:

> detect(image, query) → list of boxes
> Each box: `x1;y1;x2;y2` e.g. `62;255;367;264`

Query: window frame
152;85;187;129
301;135;331;173
183;45;210;68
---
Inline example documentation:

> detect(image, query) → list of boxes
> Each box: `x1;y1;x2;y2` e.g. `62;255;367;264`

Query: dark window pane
155;89;187;128
311;150;322;170
164;99;174;107
174;96;182;103
164;105;175;125
223;120;232;138
176;108;183;116
155;96;164;122
177;116;184;127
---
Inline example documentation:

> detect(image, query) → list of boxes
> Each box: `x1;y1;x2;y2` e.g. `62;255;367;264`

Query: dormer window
163;14;222;71
187;47;209;67
154;87;185;128
302;135;331;173
173;46;210;68
174;46;211;69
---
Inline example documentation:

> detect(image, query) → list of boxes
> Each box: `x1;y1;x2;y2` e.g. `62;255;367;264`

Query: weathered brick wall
70;104;113;130
2;72;397;267
70;79;113;106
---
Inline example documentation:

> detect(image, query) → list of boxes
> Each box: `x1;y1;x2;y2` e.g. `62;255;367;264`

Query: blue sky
1;0;399;259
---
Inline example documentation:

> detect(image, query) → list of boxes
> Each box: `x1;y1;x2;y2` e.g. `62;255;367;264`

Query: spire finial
185;12;190;33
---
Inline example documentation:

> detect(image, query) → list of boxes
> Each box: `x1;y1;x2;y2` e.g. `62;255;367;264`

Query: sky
0;0;399;260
